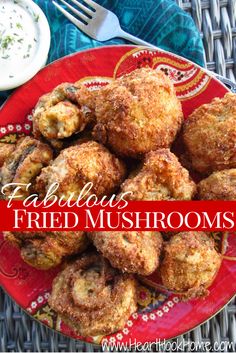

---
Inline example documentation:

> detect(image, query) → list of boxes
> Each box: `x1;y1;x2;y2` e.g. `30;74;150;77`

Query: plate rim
0;43;230;105
1;282;235;347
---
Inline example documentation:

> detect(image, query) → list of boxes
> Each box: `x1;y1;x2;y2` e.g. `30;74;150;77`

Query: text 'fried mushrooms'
48;253;137;336
0;136;53;198
119;149;196;200
90;231;163;276
198;169;236;200
4;231;89;270
160;232;222;299
36;141;126;200
183;92;236;174
93;68;183;158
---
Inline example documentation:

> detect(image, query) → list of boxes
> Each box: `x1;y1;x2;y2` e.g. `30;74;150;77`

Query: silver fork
52;0;156;47
52;0;236;92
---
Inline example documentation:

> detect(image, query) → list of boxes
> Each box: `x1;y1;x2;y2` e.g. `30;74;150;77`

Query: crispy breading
0;143;16;167
74;80;97;112
48;253;137;336
0;136;53;198
119;149;196;200
198;169;236;200
160;232;222;300
183;93;236;174
93;68;183;158
33;83;95;143
4;231;89;270
36;141;126;199
89;231;163;275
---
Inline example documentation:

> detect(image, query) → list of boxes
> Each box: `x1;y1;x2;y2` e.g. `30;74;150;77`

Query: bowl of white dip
0;0;50;91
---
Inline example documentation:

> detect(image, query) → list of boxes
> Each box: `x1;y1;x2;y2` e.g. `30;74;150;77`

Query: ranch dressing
0;0;39;81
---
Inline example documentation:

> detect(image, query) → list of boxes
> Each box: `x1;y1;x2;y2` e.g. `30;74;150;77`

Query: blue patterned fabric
0;0;204;105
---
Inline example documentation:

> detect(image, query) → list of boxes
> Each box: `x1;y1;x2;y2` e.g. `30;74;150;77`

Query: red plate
0;46;235;346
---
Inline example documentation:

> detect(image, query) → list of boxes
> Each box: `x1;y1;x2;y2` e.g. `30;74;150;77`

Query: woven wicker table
0;1;236;352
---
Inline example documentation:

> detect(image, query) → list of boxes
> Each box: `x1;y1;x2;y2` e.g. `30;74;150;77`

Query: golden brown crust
90;231;163;275
0;143;16;167
160;232;222;299
183;92;236;174
93;68;183;158
48;253;137;336
198;169;236;200
0;136;53;198
119;149;196;200
35;141;126;199
33;83;95;143
74;81;97;112
4;231;89;270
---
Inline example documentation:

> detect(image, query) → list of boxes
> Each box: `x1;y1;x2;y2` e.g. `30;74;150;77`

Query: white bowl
0;0;51;91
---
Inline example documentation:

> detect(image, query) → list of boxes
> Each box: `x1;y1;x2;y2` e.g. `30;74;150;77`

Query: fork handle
118;29;157;48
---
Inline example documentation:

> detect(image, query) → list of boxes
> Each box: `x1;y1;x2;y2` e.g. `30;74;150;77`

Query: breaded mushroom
38;101;83;140
93;68;183;158
33;83;95;143
0;143;16;167
0;136;53;198
4;230;89;270
90;231;163;276
48;253;137;336
36;141;126;199
160;232;222;299
119;149;196;200
198;169;236;200
183;93;236;174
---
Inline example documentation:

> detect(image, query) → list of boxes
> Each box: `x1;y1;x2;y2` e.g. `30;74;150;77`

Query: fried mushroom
0;136;53;198
93;68;183;158
119;149;196;200
198;169;236;200
33;83;95;143
4;230;89;270
48;253;137;336
36;141;126;199
183;93;236;174
160;232;222;299
90;231;163;275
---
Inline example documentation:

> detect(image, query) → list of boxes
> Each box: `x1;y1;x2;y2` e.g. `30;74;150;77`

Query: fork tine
57;0;89;22
82;0;102;11
69;0;94;16
52;1;87;30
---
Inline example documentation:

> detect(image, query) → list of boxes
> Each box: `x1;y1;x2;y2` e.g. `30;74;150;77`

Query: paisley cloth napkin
0;0;204;106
